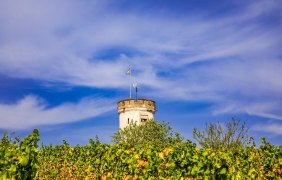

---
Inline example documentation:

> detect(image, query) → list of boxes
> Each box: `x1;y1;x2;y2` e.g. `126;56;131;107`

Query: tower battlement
117;98;156;114
117;98;156;129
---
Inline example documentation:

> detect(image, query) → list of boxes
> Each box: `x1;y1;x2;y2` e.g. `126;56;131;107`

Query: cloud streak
0;95;115;129
252;123;282;136
0;0;281;128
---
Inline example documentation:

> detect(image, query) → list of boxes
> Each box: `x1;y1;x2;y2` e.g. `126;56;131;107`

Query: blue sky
0;0;282;146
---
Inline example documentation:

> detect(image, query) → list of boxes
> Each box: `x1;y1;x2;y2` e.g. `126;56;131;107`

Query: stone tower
117;98;156;129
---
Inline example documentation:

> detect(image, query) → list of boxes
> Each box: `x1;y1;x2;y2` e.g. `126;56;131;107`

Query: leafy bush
111;120;184;147
0;129;40;179
193;118;254;152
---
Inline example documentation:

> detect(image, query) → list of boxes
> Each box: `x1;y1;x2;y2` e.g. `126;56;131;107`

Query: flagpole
129;71;132;98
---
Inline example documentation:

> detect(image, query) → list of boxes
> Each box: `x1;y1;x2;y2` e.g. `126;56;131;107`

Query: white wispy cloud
252;123;282;136
212;100;282;121
0;95;115;129
0;0;281;124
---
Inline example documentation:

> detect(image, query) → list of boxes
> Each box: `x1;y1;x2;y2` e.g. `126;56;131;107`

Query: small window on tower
141;118;147;123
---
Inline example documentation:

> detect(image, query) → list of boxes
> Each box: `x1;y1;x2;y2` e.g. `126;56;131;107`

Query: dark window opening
141;118;148;123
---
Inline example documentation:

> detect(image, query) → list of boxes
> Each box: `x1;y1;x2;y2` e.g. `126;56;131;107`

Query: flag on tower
126;67;131;75
126;67;132;98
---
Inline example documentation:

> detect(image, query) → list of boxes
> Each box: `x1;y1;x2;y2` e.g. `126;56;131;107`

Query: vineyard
1;130;282;179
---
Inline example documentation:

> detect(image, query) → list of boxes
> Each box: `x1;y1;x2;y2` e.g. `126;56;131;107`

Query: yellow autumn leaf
159;152;164;160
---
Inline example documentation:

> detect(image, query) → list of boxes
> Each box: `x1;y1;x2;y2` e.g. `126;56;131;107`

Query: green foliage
36;138;282;179
1;126;282;179
111;120;184;147
193;118;254;151
0;129;40;179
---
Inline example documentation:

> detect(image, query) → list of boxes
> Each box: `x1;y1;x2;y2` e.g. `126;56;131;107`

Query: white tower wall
117;99;156;129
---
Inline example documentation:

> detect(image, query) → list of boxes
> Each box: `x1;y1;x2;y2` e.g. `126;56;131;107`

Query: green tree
111;120;183;147
193;118;254;151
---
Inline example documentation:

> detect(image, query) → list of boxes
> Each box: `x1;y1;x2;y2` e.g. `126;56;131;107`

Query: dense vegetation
112;120;183;147
193;118;254;152
0;129;39;179
1;120;282;179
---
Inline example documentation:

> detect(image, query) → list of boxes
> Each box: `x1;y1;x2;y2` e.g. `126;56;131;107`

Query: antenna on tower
132;81;138;102
126;66;132;98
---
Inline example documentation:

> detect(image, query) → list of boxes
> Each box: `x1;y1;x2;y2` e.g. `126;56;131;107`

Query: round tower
117;98;156;129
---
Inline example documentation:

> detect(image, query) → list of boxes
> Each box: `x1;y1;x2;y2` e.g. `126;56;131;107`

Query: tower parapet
117;98;156;129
